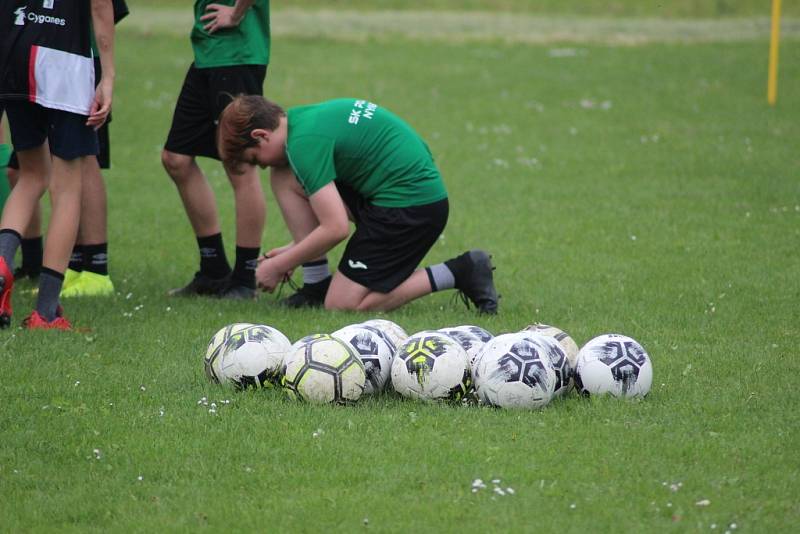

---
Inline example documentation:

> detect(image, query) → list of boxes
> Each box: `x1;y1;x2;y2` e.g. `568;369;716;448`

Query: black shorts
336;182;449;293
164;63;267;160
8;57;111;170
4;100;99;162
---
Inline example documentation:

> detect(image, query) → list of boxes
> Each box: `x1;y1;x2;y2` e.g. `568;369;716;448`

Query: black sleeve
112;0;130;24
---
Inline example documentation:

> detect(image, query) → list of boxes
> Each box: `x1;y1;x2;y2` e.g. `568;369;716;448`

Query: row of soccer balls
203;319;653;409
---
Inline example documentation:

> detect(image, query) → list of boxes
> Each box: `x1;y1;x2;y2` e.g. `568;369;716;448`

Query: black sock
20;237;43;275
444;252;470;288
197;233;231;279
36;267;64;321
68;245;84;272
232;246;259;288
83;243;108;276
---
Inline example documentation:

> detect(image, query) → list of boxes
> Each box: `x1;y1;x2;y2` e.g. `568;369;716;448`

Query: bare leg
270;165;322;244
43;156;82;273
1;145;50;234
325;269;433;311
6;167;42;239
161;149;220;237
77;156;107;245
227;165;264;248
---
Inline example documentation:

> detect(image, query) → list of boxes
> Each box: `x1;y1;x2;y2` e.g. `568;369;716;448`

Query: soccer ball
282;336;366;404
361;318;408;350
472;332;557;409
523;323;579;369
213;324;292;388
204;323;254;383
332;324;394;395
391;331;470;402
438;325;493;369
518;331;572;397
575;334;653;398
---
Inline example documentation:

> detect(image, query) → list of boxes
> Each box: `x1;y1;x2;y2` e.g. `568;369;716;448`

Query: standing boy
162;0;269;299
0;0;116;330
217;96;498;313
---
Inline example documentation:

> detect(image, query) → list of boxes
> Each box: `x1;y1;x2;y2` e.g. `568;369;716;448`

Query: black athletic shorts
336;181;449;293
4;100;99;162
164;63;267;160
7;57;111;170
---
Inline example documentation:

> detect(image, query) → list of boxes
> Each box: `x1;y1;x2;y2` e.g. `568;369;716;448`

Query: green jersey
286;99;448;208
191;0;270;68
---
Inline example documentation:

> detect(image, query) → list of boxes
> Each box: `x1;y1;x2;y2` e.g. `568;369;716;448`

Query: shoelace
275;276;300;300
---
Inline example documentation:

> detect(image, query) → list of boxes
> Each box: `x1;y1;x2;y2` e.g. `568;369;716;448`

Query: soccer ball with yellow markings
282;335;366;404
391;331;470;402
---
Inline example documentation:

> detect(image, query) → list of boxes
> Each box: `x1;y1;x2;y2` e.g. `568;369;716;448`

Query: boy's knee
161;150;192;181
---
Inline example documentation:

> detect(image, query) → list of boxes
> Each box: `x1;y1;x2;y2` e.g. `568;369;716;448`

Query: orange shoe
22;310;72;331
0;257;14;329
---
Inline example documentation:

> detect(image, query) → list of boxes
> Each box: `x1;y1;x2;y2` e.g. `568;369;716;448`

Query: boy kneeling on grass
216;95;498;314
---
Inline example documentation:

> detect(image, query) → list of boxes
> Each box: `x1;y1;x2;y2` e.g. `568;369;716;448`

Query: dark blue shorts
4;100;99;162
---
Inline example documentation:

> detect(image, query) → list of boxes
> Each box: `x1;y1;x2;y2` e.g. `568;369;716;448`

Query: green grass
2;6;800;533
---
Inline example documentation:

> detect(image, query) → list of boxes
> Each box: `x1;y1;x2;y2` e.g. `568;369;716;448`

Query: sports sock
425;263;456;292
36;267;64;321
197;233;231;279
68;245;84;273
232;246;259;288
443;252;470;288
0;228;21;269
20;236;43;275
82;243;109;276
302;259;330;285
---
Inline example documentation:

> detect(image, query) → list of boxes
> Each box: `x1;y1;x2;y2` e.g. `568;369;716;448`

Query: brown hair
217;95;286;168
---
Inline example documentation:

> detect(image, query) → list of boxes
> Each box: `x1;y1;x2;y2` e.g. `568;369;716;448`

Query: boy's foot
453;250;498;315
62;268;82;290
22;310;72;331
168;272;230;297
60;272;115;298
280;277;331;308
219;282;256;300
0;257;14;329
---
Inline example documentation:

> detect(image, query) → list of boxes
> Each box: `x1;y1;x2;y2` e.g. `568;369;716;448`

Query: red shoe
22;310;72;331
0;257;14;329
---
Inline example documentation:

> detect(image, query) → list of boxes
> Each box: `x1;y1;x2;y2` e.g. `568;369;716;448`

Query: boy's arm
201;0;256;34
257;183;350;292
88;0;115;128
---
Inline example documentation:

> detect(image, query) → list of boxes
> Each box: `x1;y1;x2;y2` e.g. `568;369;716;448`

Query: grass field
1;2;799;532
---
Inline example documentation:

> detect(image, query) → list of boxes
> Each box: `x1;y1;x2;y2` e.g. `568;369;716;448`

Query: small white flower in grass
74;381;80;387
493;487;506;496
696;499;711;507
492;479;501;484
570;503;576;509
210;402;217;409
601;100;613;110
137;475;143;481
312;428;324;438
670;483;680;492
166;306;171;312
630;235;637;241
363;518;369;526
711;524;717;529
125;293;133;300
208;408;217;415
506;488;515;495
244;466;253;473
159;407;165;417
667;502;672;508
730;523;737;530
139;385;146;392
472;479;486;489
93;448;102;460
471;488;478;493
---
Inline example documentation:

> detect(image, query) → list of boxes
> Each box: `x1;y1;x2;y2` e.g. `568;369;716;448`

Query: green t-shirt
191;0;270;68
286;99;448;208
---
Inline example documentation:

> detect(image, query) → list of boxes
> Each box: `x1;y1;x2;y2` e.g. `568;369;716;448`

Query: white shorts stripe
30;45;94;116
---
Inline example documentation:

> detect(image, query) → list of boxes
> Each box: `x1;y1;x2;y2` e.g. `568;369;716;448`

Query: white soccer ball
213;324;292;389
391;331;470;402
282;336;366;403
204;323;254;383
575;334;653;398
361;318;408;351
523;323;579;369
518;331;572;397
332;324;394;395
438;325;493;369
473;332;557;409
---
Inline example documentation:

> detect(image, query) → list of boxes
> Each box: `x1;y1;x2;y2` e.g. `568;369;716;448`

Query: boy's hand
86;77;113;129
201;4;242;33
256;257;290;293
